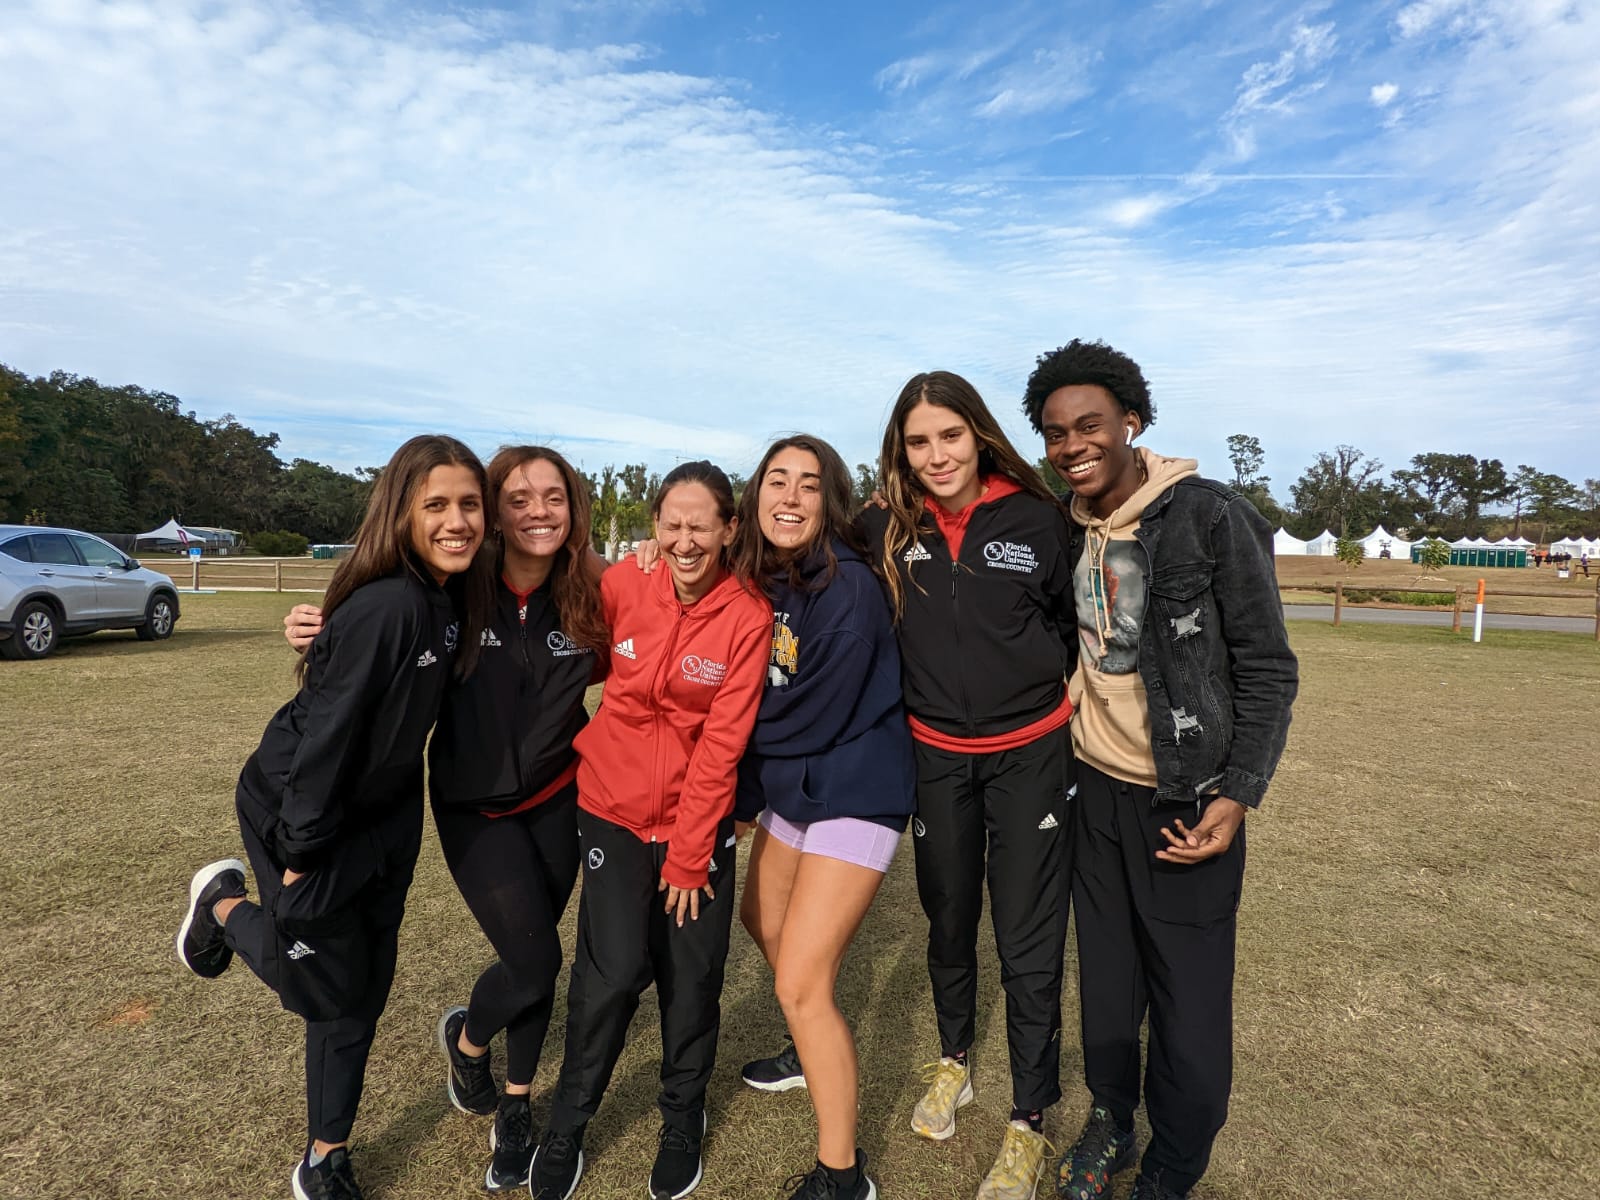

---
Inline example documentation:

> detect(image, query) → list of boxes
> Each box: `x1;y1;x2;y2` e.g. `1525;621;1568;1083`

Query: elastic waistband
484;758;579;819
909;689;1074;755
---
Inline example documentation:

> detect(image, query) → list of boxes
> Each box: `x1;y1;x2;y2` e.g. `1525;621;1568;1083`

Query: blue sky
2;0;1596;495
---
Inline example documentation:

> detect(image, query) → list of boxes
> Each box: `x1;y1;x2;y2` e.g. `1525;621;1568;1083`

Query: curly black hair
1021;338;1155;434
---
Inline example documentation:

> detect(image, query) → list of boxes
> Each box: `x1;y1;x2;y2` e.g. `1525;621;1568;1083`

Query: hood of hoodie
925;474;1024;562
1069;448;1198;533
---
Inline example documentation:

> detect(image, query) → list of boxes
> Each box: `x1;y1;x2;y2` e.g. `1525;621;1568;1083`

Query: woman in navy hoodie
731;434;916;1200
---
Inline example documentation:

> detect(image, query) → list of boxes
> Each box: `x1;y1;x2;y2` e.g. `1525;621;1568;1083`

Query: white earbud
1125;426;1135;446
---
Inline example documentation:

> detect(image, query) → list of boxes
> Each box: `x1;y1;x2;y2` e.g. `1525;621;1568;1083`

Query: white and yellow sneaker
909;1056;974;1141
975;1120;1055;1200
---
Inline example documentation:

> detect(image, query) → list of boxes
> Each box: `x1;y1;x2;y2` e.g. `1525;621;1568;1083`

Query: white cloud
1221;22;1339;162
1370;81;1399;106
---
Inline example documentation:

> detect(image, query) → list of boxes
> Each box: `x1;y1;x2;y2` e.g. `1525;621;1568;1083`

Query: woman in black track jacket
284;445;610;1193
176;434;492;1200
864;371;1078;1200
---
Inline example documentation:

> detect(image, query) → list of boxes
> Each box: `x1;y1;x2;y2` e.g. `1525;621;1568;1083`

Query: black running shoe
485;1092;535;1191
528;1126;585;1200
780;1151;877;1200
437;1006;497;1115
292;1147;364;1200
176;859;247;978
1129;1171;1188;1200
648;1113;705;1199
1056;1104;1136;1200
741;1039;806;1092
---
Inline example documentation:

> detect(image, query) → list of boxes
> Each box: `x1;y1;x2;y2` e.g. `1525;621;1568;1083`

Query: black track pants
1072;761;1243;1195
433;784;580;1086
547;808;737;1136
224;793;422;1145
911;727;1074;1112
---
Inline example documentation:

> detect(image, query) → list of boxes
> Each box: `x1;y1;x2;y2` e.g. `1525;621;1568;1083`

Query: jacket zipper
648;605;689;840
950;557;976;735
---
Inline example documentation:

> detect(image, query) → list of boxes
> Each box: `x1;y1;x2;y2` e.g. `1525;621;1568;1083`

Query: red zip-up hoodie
574;560;772;890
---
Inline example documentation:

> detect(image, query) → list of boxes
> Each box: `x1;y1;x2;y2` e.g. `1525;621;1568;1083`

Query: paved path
1283;604;1595;635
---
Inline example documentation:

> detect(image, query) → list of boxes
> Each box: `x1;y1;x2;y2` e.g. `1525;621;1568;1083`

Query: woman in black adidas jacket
284;445;609;1193
176;434;492;1200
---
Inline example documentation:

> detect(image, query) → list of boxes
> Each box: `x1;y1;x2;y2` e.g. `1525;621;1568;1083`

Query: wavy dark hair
299;434;492;683
877;371;1059;619
1021;338;1156;434
488;445;607;651
650;459;749;590
733;434;864;596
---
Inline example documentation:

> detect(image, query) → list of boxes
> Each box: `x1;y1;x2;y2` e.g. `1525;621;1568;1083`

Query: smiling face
497;457;570;571
902;400;983;512
1040;383;1144;517
655;481;736;605
757;446;824;553
409;463;486;583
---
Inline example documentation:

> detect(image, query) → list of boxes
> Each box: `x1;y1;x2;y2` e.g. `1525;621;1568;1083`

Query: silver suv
0;525;182;660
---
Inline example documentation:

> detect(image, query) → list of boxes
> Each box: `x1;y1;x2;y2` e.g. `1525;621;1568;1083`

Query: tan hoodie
1067;448;1198;787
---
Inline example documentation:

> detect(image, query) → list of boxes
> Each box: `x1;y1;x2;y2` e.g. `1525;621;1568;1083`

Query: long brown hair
732;434;864;595
877;371;1059;618
487;445;608;651
299;434;492;683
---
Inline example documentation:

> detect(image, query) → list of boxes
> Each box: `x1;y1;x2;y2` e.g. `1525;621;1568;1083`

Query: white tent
135;518;210;547
1358;525;1409;560
1304;529;1338;556
1273;527;1308;555
1550;536;1594;557
1449;535;1477;549
1500;535;1534;547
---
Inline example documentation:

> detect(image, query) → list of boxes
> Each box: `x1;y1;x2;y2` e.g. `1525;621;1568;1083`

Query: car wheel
136;593;178;641
4;600;59;660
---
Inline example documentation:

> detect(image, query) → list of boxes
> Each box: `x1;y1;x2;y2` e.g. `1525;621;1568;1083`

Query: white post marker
1472;577;1485;643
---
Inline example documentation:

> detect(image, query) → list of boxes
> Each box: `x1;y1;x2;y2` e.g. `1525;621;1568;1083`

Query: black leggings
433;785;580;1086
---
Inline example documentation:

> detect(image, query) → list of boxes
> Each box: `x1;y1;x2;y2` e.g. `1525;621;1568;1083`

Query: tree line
4;363;1593;550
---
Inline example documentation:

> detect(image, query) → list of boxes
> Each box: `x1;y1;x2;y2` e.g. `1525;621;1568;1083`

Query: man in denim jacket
1022;339;1297;1200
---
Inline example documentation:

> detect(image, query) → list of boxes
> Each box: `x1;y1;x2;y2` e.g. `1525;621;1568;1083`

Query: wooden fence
1330;579;1600;641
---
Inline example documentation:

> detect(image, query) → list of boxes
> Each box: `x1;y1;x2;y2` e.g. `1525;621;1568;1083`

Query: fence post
275;561;283;593
1594;579;1599;643
1451;587;1463;633
1333;582;1343;626
191;558;199;591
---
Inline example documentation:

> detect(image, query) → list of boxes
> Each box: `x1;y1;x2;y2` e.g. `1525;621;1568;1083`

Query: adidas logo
613;637;636;659
416;649;438;668
1037;813;1059;830
481;628;502;647
708;858;718;874
903;542;932;563
286;940;315;960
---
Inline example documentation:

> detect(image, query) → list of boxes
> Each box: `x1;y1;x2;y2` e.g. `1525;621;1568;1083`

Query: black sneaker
437;1005;497;1115
741;1039;806;1092
485;1092;535;1191
292;1147;364;1200
648;1112;705;1199
528;1126;585;1200
176;859;247;978
1055;1104;1136;1200
780;1151;877;1200
1129;1171;1188;1200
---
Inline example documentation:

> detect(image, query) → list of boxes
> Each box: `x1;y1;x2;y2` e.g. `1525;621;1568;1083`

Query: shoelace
1071;1107;1123;1166
496;1102;533;1153
323;1154;365;1200
779;1163;835;1199
916;1059;966;1110
990;1124;1056;1187
775;1042;802;1074
658;1123;699;1155
541;1131;580;1168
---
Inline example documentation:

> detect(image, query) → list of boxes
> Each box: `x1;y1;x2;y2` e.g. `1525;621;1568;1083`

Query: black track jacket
239;569;460;872
428;575;598;816
861;490;1077;739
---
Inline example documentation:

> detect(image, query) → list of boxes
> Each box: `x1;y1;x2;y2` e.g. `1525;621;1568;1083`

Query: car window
70;535;127;568
0;536;32;563
28;533;81;565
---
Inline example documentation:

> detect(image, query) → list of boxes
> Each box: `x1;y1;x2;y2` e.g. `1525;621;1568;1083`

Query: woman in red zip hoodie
527;460;771;1200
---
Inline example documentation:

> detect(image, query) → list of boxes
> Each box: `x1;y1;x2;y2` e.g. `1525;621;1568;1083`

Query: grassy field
2;595;1597;1199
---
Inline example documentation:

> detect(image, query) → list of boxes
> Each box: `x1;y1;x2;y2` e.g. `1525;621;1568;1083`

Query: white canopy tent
1358;525;1409;559
1549;536;1595;557
1304;529;1338;556
1273;528;1308;555
135;518;211;547
1498;536;1535;548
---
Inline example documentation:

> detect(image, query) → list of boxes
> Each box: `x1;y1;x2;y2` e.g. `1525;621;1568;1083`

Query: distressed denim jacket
1066;476;1298;808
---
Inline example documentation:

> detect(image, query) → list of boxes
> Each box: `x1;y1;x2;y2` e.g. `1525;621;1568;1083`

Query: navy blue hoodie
735;538;916;831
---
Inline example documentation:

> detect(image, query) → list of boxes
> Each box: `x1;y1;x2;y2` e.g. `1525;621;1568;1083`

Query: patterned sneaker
484;1092;534;1191
780;1151;877;1200
741;1039;806;1092
528;1126;586;1200
176;859;247;978
292;1147;364;1200
910;1056;973;1141
1055;1105;1136;1200
976;1120;1054;1199
1129;1171;1188;1200
436;1005;497;1115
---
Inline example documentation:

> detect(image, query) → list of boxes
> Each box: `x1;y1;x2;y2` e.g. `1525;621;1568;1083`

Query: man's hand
658;876;715;926
734;819;754;841
284;604;324;651
1155;797;1246;865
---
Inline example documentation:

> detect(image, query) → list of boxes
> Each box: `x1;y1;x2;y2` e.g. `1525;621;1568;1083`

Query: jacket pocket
1138;800;1245;927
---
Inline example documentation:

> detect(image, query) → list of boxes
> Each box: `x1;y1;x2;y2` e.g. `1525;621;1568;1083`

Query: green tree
1289;446;1382;538
1226;434;1269;491
1414;537;1450;577
1334;536;1365;571
1034;456;1069;497
853;463;880;508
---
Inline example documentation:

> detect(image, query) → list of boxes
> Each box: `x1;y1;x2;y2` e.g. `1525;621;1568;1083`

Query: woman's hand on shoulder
633;539;661;573
284;604;325;651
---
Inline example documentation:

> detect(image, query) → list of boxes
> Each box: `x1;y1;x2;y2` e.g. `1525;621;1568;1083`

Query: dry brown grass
2;596;1597;1198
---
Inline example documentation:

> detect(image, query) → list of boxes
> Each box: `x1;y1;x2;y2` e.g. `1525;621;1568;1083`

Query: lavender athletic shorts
757;810;901;874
